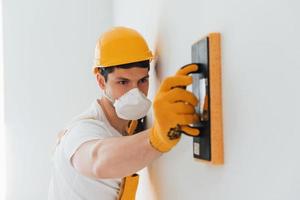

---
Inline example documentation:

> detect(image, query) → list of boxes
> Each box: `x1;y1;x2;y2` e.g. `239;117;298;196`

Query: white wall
0;1;6;200
3;0;112;199
113;0;300;199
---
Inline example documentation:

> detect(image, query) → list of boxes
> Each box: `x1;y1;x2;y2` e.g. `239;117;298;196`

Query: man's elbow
92;158;105;178
91;143;116;179
92;159;118;179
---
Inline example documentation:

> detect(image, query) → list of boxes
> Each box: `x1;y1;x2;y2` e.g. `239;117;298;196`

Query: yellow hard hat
93;26;153;74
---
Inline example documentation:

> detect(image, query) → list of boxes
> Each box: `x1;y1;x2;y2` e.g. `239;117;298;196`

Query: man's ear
96;73;106;90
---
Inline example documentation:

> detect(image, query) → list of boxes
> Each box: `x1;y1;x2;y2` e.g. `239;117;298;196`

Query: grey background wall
114;0;300;200
3;0;300;199
3;0;112;199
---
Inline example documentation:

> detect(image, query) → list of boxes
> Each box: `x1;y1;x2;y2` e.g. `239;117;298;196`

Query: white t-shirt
48;100;123;200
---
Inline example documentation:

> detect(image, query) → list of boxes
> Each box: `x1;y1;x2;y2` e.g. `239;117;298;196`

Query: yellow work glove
149;64;200;152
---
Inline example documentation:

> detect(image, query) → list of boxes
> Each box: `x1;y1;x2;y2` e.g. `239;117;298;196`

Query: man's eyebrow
115;77;130;81
115;75;149;81
140;75;149;80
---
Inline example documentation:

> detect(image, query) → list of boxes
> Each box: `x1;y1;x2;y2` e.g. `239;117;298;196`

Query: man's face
98;67;149;101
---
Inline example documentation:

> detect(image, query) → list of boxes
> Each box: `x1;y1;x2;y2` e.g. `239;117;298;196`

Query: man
48;26;200;200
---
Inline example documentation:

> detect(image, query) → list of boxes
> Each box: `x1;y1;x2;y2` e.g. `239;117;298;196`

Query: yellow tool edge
208;33;224;165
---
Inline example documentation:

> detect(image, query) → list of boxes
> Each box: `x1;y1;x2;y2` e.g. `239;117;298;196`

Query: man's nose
129;81;139;90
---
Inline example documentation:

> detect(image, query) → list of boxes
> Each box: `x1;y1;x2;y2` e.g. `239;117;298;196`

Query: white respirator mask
103;88;151;120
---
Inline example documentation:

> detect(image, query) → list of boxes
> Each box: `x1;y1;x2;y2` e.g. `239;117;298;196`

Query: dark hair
98;60;150;82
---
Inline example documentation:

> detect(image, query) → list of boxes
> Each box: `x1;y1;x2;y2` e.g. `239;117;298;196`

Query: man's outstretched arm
71;129;161;179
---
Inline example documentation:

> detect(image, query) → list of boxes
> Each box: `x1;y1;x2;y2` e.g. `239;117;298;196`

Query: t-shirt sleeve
61;119;111;161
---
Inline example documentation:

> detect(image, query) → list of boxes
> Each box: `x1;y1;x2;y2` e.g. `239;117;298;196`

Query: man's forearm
92;129;162;179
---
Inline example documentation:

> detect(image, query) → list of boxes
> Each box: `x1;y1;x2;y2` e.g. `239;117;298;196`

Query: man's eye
139;78;149;84
118;80;128;85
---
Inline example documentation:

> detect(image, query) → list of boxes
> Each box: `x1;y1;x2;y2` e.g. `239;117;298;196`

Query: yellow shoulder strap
118;174;139;200
126;120;138;136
